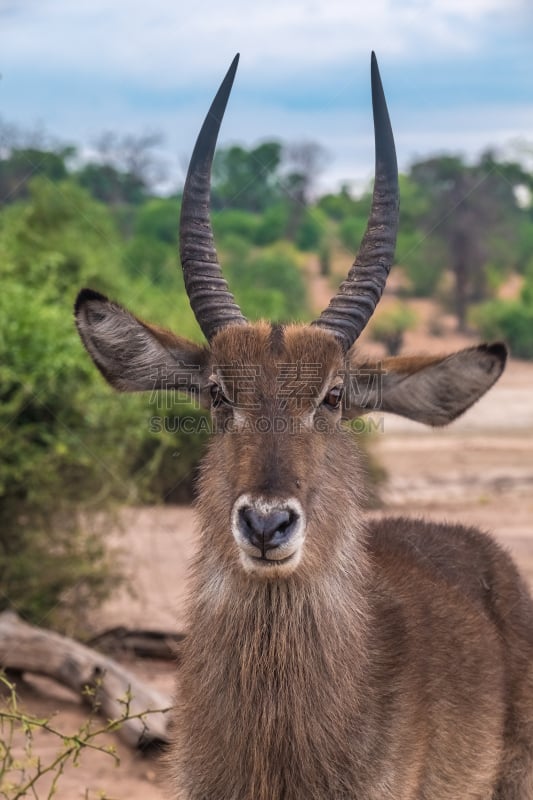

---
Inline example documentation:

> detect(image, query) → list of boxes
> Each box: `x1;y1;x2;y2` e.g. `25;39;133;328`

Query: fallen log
88;626;186;660
0;610;172;749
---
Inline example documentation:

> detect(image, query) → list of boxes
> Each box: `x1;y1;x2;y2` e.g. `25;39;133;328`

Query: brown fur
74;295;531;799
168;326;532;800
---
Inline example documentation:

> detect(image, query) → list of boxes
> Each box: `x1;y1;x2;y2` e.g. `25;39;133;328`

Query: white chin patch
239;547;303;576
231;495;306;576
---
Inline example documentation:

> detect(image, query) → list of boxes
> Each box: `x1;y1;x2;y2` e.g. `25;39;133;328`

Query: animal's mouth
250;553;296;567
239;546;303;575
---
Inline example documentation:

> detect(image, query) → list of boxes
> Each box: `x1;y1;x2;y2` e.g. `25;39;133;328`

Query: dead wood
0;610;171;749
88;626;186;660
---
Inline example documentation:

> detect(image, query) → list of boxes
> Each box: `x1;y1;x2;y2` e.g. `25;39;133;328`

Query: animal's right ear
74;289;208;395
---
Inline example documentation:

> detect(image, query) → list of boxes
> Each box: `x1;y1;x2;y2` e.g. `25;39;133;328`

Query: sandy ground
4;356;533;800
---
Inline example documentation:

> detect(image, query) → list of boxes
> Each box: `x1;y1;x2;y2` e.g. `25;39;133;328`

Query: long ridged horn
179;54;247;341
312;52;399;351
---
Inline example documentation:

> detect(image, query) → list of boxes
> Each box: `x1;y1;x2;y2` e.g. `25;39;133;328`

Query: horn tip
228;53;240;79
370;51;382;84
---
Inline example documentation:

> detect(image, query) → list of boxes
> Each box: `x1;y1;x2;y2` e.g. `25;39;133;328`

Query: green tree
76;132;165;206
369;303;418;356
212;141;282;212
295;207;328;252
409;153;522;330
282;141;327;240
254;202;291;245
0;147;72;205
475;269;533;359
212;208;260;243
318;184;360;222
223;241;308;321
76;162;146;206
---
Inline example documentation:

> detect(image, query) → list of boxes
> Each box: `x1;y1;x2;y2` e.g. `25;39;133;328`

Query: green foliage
0;179;205;628
295;207;327;251
213;209;260;243
223;241;308;321
134;197;180;244
124;198;189;288
123;235;175;285
516;218;533;273
136;404;211;504
317;185;359;221
475;276;533;359
212;141;282;212
396;230;447;297
369;303;418;356
397;174;431;230
76;162;146;205
0;178;122;296
407;152;524;326
339;216;367;254
0;147;71;205
254;203;291;245
0;278;126;626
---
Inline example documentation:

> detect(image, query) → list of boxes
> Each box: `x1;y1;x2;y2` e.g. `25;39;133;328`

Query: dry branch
89;625;186;660
0;610;171;748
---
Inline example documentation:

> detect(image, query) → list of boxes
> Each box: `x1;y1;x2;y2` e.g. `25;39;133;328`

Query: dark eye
322;386;344;410
210;383;229;408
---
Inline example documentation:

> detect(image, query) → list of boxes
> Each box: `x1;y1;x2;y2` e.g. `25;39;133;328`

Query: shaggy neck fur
174;569;371;800
170;439;375;800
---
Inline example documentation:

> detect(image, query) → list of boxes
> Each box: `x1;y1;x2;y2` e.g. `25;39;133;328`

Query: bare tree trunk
452;231;469;333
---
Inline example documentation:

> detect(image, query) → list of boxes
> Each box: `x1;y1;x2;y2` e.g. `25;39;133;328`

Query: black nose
238;506;299;556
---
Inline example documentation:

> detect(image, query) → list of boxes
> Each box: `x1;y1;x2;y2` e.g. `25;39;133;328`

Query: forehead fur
210;322;344;376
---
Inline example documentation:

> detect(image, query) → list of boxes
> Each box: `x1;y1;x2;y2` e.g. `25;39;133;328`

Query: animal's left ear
343;343;507;426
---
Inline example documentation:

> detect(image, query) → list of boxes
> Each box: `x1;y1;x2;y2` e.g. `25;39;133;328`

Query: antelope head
75;54;506;581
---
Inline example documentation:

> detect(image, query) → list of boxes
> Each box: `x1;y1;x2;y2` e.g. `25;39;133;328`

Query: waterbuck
75;54;533;799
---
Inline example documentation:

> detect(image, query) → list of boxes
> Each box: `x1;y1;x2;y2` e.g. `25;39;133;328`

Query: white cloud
1;0;531;191
1;0;527;90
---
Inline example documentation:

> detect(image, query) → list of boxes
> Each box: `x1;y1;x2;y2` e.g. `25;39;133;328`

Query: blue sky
1;0;532;192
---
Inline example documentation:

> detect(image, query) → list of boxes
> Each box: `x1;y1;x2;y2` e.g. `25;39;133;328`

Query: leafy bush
339;216;367;254
396;230;446;297
0;148;70;205
76;162;146;206
212;209;259;243
254;203;290;246
0;179;207;629
212;142;282;212
225;242;308;321
0;178;122;296
516;220;533;274
295;207;327;251
369;303;418;356
475;278;533;359
123;235;175;285
317;187;359;221
0;280;130;627
133;197;180;244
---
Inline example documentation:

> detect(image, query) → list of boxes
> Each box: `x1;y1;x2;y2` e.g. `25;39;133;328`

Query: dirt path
5;357;533;800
